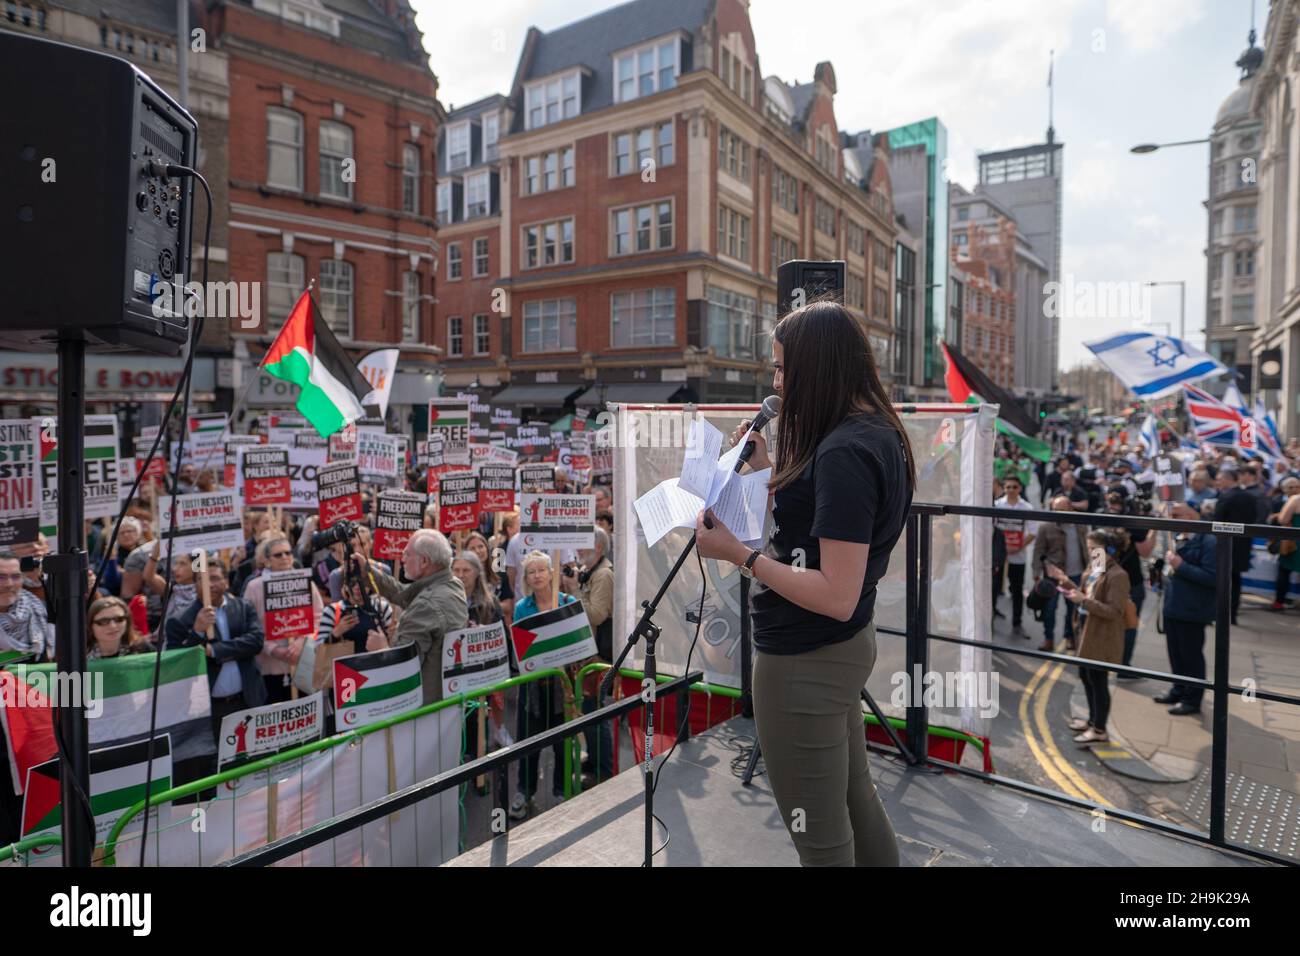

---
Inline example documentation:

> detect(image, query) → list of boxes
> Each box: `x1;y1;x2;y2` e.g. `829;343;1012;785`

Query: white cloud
1105;0;1208;54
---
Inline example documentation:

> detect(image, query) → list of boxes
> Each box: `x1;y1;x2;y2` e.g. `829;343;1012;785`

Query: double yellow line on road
1018;649;1112;807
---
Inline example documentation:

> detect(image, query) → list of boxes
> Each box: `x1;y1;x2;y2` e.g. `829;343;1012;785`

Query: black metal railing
219;671;702;867
882;500;1300;867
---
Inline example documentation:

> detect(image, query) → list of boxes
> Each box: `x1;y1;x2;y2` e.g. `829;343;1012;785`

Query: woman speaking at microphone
695;300;914;866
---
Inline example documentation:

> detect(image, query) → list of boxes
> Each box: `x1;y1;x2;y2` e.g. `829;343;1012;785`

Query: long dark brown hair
770;300;916;492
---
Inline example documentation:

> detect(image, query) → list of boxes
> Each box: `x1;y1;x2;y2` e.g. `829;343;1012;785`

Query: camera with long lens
1128;494;1154;517
311;518;356;551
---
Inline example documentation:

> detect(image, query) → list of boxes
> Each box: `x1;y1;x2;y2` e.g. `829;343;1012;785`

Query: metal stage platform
446;717;1271;867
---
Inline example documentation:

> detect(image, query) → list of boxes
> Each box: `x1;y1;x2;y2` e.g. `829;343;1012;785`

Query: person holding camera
352;529;467;706
324;523;389;602
318;575;395;655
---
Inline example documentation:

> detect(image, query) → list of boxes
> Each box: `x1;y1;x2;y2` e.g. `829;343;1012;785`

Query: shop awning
574;383;693;407
491;383;588;406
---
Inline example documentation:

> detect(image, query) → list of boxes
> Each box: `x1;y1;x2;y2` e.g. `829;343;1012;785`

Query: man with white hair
359;528;468;704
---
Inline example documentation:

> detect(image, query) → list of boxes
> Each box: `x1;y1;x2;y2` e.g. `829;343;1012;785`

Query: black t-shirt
751;411;912;654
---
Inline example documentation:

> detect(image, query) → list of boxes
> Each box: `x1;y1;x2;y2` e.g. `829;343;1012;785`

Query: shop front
0;351;218;448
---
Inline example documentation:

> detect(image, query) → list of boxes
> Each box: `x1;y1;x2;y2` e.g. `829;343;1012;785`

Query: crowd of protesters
991;422;1300;749
0;452;617;843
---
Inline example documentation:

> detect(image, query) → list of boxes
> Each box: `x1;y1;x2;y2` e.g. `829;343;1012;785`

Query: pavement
1005;585;1300;860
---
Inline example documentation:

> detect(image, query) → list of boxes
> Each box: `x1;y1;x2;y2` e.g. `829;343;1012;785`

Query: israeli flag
1222;381;1250;417
1139;414;1160;459
1083;332;1227;399
1254;396;1284;450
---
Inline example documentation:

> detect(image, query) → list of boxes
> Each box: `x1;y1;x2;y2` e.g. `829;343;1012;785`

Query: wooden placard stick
552;549;561;605
475;703;487;789
193;547;214;640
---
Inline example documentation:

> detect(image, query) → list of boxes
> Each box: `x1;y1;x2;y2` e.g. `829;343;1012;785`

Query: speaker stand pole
48;336;93;867
739;576;763;785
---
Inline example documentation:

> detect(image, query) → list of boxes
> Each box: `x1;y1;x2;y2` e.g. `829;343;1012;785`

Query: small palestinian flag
941;340;1051;462
22;735;172;840
187;414;227;436
511;601;597;672
333;643;423;730
261;290;371;438
428;400;470;428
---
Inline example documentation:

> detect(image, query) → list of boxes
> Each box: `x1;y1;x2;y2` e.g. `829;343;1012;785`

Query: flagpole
1140;399;1188;446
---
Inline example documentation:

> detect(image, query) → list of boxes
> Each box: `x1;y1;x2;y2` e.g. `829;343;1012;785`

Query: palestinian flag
511;601;597;672
1;648;212;796
333;643;422;730
22;735;172;841
428;401;470;428
187;414;227;437
261;290;371;438
941;341;1051;462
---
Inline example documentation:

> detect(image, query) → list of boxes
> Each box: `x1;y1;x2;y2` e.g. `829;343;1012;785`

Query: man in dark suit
165;557;267;741
1239;463;1271;523
1213;465;1258;624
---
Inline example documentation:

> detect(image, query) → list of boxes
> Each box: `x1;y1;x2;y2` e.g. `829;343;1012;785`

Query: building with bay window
431;0;897;415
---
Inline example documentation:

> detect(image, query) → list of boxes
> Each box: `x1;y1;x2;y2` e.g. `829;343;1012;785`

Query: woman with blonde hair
508;550;577;821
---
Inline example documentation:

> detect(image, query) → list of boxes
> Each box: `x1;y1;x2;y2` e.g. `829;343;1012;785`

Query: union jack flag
1183;384;1282;461
1183;383;1244;444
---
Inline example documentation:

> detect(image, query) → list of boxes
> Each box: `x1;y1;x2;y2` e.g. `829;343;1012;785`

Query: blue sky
412;0;1261;371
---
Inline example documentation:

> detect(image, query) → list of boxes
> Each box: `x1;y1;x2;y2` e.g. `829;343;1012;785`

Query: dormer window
483;112;500;161
814;125;838;176
525;71;581;130
719;33;751;103
253;0;340;37
613;36;679;103
447;122;470;171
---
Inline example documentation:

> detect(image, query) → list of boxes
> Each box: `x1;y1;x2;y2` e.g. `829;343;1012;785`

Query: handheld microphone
703;395;781;530
737;394;782;469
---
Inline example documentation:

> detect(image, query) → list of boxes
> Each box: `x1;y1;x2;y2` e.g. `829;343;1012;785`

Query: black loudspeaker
1258;347;1283;391
776;259;845;317
0;31;197;355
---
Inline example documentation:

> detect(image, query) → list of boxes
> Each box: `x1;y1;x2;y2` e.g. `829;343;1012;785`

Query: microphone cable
643;535;707;864
137;164;212;867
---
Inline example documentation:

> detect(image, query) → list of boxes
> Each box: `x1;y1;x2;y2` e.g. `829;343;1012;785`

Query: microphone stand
601;427;766;866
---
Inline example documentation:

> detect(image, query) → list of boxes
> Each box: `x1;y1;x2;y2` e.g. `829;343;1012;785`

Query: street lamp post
1144;281;1186;341
1129;138;1211;154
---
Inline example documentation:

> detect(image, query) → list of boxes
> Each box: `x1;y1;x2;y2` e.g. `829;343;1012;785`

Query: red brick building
432;0;897;417
950;183;1017;390
213;0;442;430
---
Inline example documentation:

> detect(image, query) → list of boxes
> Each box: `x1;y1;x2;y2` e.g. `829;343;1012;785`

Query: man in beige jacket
360;529;468;705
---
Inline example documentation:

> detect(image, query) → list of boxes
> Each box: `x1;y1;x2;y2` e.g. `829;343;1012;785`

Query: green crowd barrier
101;668;575;867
